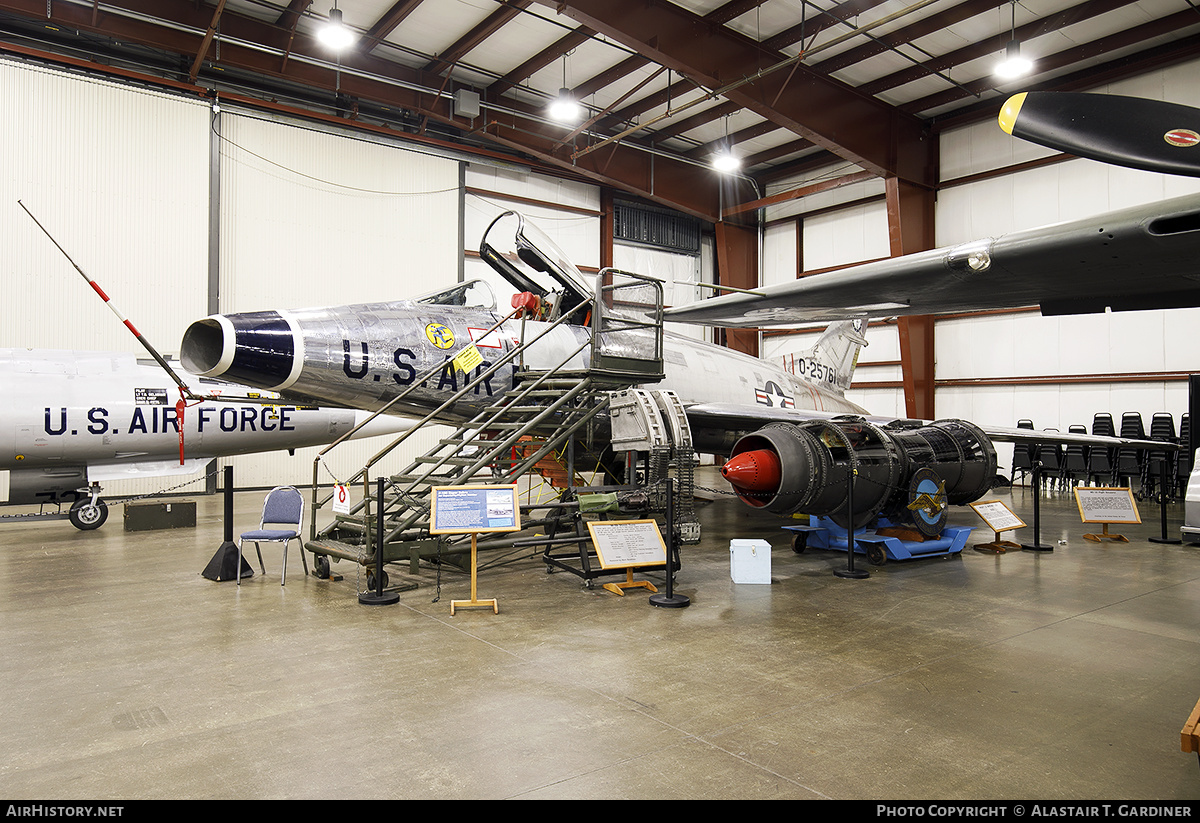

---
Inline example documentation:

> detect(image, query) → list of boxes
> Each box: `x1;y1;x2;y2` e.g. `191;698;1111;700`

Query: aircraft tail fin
778;320;868;394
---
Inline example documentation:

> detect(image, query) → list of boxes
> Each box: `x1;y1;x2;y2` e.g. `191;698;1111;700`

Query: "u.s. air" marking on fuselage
340;340;507;396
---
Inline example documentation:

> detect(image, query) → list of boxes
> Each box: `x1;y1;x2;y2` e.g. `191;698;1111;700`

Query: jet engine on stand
720;417;997;536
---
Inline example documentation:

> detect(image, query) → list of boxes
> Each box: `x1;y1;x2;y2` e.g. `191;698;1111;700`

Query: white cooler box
730;539;771;584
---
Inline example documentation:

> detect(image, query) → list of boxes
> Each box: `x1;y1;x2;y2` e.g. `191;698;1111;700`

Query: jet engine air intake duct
181;311;299;391
721;418;996;530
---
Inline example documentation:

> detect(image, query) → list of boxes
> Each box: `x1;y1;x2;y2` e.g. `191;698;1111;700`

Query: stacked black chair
1062;425;1089;488
1115;412;1146;492
1036;429;1063;491
1145;412;1177;502
1177;414;1192;500
1012;419;1034;485
1088;413;1116;485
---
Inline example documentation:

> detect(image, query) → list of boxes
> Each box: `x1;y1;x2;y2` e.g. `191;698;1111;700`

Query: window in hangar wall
611;200;704;311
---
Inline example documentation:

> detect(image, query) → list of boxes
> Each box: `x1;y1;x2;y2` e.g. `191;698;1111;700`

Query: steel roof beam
0;0;726;222
545;0;935;187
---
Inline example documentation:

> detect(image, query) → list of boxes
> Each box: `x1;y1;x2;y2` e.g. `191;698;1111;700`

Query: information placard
429;484;521;534
586;520;667;569
1074;486;1141;524
969;500;1026;533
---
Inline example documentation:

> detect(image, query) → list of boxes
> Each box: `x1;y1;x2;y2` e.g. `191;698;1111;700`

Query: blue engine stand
783;515;973;565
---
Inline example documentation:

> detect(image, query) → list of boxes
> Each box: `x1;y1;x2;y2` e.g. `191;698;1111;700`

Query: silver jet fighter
179;212;1168;536
1;348;410;529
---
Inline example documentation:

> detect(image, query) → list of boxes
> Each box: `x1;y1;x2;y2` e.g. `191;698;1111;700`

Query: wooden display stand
969;500;1026;553
1074;486;1140;543
585;519;667;597
429;484;521;615
1181;697;1200;754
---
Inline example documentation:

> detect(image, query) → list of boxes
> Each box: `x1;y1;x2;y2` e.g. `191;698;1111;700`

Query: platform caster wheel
366;569;389;590
68;499;108;531
866;544;887;566
791;532;808;554
313;556;331;579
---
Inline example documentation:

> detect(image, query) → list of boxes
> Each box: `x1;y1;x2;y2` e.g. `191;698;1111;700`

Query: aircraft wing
87;459;212;482
663;192;1200;328
683;402;903;430
977;424;1175;452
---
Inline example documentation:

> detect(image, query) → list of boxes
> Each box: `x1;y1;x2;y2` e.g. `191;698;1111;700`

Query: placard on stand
970;499;1026;553
585;519;667;597
430;484;521;615
1074;486;1140;543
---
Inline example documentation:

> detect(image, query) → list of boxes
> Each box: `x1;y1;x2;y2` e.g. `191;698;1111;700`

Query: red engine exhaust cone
721;450;782;501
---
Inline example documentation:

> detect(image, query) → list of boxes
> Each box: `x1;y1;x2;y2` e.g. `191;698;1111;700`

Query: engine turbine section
721;417;997;532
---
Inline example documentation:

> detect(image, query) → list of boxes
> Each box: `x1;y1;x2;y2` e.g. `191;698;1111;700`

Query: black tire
792;532;808;553
313;556;331;579
68;499;108;531
866;543;887;566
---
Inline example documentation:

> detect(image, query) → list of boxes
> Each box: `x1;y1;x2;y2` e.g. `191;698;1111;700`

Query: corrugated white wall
0;62;209;354
0;60;464;502
0;61;210;499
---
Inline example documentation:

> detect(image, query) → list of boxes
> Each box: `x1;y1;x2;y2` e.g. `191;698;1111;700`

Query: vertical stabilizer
777;320;868;393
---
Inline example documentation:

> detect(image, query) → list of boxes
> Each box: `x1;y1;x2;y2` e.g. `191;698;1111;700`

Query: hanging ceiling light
994;1;1032;79
711;149;741;174
548;54;582;124
548;88;583;123
318;6;356;52
711;116;741;174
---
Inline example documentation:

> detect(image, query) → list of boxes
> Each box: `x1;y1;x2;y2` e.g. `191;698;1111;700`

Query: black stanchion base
1150;537;1183;545
834;567;870;579
649;593;690;608
1021;543;1054;552
358;591;400;606
201;541;254;582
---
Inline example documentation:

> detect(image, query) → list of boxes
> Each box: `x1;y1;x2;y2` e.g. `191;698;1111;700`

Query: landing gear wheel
792;532;808;553
866;543;887;566
68;499;108;531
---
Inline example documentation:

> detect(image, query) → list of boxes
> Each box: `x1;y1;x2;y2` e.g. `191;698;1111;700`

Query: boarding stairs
304;270;677;585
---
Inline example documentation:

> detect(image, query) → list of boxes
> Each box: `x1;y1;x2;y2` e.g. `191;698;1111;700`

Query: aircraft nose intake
721;450;781;491
181;311;298;390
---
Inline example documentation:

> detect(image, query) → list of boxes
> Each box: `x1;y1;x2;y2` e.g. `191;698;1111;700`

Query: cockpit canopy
478;211;592;322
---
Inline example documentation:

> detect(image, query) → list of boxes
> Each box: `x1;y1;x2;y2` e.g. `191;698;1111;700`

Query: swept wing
663;193;1200;327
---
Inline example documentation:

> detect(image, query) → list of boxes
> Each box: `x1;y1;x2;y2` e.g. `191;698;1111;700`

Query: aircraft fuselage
180;299;867;454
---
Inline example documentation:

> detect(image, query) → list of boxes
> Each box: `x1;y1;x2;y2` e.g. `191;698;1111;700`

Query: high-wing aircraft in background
661;191;1200;328
998;92;1200;180
663;93;1200;330
175;210;1172;542
0;348;410;530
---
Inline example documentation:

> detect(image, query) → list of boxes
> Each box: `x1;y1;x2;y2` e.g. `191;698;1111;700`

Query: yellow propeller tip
998;92;1027;135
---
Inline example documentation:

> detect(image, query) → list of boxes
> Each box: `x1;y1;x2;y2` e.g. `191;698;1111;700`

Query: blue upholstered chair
238;486;306;586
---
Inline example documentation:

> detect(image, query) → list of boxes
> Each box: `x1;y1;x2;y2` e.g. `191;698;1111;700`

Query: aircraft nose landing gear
68;496;109;530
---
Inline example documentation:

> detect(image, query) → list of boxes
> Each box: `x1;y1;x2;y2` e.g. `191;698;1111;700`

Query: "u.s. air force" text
43;406;297;436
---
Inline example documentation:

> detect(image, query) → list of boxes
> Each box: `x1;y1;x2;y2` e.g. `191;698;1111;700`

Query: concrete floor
2;471;1199;800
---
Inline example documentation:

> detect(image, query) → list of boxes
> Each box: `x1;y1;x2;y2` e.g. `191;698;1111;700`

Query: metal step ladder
304;268;671;585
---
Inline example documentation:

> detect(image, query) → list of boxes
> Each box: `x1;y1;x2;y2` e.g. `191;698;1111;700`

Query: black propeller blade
999;91;1200;177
